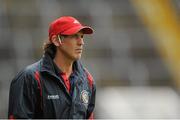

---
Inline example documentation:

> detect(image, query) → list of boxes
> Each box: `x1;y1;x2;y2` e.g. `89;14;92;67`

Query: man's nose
77;38;84;45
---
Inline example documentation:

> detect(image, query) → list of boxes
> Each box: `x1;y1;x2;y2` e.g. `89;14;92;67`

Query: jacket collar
40;52;55;73
40;52;84;76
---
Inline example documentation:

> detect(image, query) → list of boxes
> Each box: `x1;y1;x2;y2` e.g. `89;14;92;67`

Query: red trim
88;112;94;120
34;71;42;96
9;115;15;120
85;69;93;89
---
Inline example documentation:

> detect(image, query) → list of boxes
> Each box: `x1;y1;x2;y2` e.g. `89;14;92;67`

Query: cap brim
61;26;93;35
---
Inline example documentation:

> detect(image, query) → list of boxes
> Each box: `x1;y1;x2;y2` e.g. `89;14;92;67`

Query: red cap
49;16;93;40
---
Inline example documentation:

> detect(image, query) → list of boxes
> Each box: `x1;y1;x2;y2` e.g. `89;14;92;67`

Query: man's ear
51;35;61;46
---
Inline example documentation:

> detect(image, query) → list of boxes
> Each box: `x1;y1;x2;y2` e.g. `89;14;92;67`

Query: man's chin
71;55;81;61
75;56;81;60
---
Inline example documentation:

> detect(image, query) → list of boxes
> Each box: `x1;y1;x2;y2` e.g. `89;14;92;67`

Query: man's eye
71;34;84;39
81;35;84;38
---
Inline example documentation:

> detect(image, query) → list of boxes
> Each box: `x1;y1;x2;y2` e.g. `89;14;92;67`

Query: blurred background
0;0;180;119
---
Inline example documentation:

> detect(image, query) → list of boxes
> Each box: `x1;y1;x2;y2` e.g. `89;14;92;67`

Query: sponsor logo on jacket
47;95;59;99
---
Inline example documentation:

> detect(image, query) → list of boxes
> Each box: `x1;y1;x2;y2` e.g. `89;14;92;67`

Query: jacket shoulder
11;60;41;84
83;67;95;89
76;61;95;89
25;60;41;73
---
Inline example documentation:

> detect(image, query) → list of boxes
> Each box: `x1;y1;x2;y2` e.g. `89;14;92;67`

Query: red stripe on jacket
34;71;42;96
85;69;93;89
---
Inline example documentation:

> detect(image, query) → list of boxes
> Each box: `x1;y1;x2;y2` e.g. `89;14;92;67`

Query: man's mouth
75;48;83;53
76;48;83;50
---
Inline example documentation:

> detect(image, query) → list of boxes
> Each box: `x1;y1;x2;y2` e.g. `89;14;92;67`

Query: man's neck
53;51;74;78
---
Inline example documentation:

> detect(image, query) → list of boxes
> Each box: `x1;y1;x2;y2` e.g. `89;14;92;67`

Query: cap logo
73;20;79;24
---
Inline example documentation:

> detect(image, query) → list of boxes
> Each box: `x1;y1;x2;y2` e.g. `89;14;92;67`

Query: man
8;16;96;119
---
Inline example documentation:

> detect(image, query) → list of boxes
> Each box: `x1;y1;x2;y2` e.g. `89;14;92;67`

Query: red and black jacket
8;52;96;119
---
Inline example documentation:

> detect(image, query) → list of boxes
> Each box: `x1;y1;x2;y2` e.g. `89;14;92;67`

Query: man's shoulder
10;60;43;90
25;60;41;73
16;60;41;79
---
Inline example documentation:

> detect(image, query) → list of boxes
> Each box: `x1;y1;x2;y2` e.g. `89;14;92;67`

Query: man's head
45;16;93;61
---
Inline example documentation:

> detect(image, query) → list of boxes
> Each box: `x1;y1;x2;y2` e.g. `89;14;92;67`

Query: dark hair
43;35;67;56
43;40;57;55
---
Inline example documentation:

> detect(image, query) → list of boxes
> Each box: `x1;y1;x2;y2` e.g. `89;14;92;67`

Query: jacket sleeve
85;70;96;119
8;69;41;119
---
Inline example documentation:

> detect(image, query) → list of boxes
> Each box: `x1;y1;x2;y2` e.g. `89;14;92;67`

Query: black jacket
8;52;96;119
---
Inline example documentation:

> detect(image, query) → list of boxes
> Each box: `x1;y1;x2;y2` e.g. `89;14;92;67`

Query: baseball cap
49;16;94;40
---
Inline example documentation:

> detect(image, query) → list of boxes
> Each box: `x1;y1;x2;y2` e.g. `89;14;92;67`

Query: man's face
58;31;84;61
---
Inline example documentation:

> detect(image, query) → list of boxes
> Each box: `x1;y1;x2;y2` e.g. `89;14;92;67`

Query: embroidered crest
80;90;89;104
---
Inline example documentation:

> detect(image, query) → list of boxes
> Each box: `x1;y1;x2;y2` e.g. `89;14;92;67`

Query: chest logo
80;90;89;104
47;95;59;100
